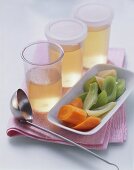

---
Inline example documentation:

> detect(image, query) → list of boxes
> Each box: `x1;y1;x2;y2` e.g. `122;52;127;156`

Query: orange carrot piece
73;116;101;131
69;97;83;108
58;105;87;125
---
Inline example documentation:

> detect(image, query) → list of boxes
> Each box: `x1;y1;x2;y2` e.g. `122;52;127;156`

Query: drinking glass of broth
21;41;64;113
45;19;87;87
74;3;113;68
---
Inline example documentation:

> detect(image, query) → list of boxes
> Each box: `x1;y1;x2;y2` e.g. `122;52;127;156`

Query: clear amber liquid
83;26;110;68
50;45;83;87
62;45;83;87
27;68;62;113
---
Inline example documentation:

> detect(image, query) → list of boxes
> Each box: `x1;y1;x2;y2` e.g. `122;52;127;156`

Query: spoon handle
26;120;119;170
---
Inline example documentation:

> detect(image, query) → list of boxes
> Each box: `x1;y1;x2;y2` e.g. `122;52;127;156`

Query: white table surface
0;0;134;170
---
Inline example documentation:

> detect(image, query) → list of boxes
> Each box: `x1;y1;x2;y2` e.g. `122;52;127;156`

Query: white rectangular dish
48;64;134;135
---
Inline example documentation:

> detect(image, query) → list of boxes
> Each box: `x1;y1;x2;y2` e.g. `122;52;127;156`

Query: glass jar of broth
45;19;87;88
74;3;113;69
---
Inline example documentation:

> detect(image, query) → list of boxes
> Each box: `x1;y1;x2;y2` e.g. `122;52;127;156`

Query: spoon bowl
10;89;32;122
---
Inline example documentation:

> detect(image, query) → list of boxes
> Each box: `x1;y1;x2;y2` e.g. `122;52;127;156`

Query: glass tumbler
45;19;87;88
74;3;113;69
21;41;64;113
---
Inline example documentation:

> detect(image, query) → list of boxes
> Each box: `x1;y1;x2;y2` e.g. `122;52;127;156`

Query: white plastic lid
74;3;113;28
45;19;87;45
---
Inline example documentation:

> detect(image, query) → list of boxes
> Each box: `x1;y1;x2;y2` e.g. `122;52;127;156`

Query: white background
0;0;134;170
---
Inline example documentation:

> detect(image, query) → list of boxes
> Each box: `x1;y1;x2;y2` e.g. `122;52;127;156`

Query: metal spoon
10;89;119;170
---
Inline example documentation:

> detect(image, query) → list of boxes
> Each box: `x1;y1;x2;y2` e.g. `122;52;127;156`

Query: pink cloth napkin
7;48;127;150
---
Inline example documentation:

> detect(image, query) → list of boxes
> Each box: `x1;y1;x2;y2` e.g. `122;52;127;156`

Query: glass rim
21;41;64;66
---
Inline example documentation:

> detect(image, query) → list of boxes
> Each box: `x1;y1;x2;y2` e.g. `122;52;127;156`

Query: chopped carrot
57;105;87;126
69;97;83;108
73;116;101;131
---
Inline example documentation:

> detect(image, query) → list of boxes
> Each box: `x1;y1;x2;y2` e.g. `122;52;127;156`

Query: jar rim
74;3;113;28
45;18;87;45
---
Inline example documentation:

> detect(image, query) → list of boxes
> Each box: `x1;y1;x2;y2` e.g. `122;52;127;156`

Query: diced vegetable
86;102;116;117
116;79;126;99
95;76;104;91
92;90;108;109
102;76;117;102
73;116;101;131
58;105;87;126
69;97;83;108
83;82;98;110
83;76;96;92
97;69;117;78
